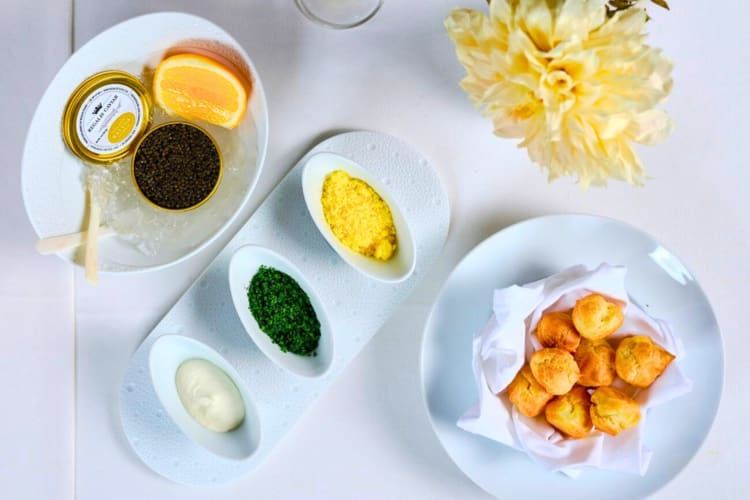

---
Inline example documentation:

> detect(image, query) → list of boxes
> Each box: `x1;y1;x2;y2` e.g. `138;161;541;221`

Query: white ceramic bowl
22;12;269;272
148;335;261;460
228;245;334;378
301;152;416;283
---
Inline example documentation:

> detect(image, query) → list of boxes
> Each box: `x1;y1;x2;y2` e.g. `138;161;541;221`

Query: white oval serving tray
119;130;450;484
22;12;269;272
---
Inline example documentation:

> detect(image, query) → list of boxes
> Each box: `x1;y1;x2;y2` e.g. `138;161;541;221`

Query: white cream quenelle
175;359;245;433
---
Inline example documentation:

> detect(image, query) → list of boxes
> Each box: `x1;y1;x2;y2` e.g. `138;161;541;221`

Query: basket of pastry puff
506;293;675;438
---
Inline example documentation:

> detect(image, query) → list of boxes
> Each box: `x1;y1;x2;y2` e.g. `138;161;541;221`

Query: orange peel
153;53;249;129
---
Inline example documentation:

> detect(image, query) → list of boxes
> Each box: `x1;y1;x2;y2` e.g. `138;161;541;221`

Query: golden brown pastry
529;348;580;395
535;311;580;352
505;364;554;417
589;386;641;435
574;338;616;387
544;386;593;439
615;335;675;388
571;293;624;340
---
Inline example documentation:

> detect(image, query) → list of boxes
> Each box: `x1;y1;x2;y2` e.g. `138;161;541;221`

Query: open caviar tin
130;121;224;213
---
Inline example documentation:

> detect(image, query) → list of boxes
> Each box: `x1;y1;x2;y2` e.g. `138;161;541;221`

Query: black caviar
247;266;321;356
133;123;221;210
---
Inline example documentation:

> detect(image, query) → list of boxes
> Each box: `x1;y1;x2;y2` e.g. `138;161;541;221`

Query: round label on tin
75;83;144;154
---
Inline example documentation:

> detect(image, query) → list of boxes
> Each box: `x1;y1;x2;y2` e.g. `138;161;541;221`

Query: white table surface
2;1;747;498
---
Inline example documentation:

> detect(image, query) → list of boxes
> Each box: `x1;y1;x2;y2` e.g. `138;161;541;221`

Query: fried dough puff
505;364;554;417
590;386;641;435
536;311;580;352
529;348;580;395
572;294;624;340
545;386;593;439
574;338;616;387
615;335;675;388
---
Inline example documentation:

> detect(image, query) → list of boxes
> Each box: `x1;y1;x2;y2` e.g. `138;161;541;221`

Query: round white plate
22;12;269;272
421;214;723;499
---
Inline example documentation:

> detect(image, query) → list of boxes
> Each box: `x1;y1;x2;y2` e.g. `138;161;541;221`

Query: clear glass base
295;0;383;29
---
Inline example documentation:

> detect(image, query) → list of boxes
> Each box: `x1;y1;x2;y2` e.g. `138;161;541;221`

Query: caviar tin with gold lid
130;121;224;213
62;70;153;164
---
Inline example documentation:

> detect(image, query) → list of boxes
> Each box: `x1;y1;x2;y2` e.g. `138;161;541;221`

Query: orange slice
153;53;249;129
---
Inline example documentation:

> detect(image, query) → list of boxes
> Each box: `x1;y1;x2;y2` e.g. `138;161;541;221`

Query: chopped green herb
247;265;321;356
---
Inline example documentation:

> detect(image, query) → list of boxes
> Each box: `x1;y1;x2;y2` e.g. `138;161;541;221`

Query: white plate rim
419;213;725;499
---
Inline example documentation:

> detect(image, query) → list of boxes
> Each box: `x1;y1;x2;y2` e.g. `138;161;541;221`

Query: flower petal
627;109;674;145
445;0;673;187
554;0;608;44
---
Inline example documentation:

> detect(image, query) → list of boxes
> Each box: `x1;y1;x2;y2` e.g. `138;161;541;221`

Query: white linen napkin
457;263;692;477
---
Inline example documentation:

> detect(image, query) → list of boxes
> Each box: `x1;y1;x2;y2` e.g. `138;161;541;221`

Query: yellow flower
445;0;673;187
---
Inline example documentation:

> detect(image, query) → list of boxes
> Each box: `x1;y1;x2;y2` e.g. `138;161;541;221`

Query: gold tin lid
62;70;153;164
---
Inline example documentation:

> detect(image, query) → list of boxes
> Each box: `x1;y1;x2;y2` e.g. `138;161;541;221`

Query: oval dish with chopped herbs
247;265;321;356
